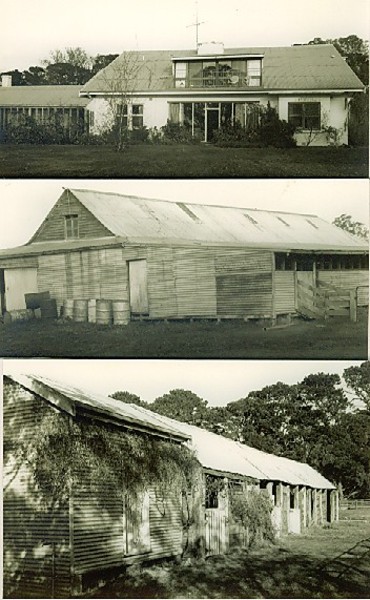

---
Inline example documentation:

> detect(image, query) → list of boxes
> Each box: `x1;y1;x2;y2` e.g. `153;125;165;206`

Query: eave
80;87;364;98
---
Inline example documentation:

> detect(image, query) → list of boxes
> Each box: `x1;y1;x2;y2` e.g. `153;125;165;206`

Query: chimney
1;74;12;87
197;42;224;56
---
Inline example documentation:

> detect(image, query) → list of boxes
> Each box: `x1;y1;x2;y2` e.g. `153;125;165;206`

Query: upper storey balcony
172;44;263;90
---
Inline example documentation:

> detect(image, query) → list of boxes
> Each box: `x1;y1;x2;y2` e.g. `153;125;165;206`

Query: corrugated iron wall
3;380;71;599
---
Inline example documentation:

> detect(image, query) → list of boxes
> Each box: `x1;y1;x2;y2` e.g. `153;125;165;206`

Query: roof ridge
68;188;319;218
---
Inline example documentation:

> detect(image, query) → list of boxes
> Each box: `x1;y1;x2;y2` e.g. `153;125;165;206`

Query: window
175;62;187;87
131;104;143;128
275;253;295;271
246;60;262;86
117;104;143;129
288;102;321;130
64;214;79;239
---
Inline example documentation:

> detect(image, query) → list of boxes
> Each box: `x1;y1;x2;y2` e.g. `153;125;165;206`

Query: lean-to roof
0;85;88;107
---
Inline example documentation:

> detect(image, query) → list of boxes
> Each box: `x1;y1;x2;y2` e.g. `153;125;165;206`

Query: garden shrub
3;115;83;145
160;121;195;144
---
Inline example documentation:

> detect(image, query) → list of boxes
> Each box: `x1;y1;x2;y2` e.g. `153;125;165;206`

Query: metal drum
73;299;88;322
112;300;130;326
96;299;112;325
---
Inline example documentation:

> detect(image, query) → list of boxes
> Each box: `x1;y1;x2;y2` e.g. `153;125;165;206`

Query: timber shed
4;373;338;598
0;188;368;321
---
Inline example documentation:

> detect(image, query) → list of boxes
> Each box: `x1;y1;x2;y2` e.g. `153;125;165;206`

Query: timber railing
297;280;359;322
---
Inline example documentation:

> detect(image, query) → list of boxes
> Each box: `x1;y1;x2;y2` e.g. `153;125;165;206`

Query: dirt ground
0;310;367;358
84;519;370;599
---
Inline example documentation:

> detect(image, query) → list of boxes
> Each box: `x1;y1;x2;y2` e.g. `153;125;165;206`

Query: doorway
128;260;149;315
4;267;38;311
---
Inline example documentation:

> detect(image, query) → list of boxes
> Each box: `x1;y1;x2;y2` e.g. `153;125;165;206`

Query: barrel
4;309;34;324
25;291;50;310
112;300;130;326
96;299;112;325
63;299;74;320
73;299;88;322
88;299;97;323
40;298;58;320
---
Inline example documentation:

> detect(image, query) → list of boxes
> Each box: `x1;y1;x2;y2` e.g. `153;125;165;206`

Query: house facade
80;43;365;145
0;188;368;321
4;373;339;598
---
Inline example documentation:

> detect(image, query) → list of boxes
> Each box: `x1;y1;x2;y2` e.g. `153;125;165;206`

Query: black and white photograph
0;179;368;359
1;0;369;598
2;358;370;598
0;0;368;178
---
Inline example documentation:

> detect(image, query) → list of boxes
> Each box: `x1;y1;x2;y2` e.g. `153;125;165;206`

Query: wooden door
4;267;38;310
205;505;228;556
128;260;149;314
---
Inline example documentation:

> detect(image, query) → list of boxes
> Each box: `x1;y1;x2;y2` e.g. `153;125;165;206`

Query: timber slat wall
149;488;183;557
3;381;71;599
318;270;369;306
32;191;112;242
274;271;296;314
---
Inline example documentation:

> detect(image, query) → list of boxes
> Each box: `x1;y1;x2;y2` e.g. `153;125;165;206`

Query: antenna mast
187;1;206;49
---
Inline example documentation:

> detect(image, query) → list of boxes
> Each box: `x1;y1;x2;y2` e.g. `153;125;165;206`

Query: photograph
0;0;368;177
0;179;368;359
3;358;370;598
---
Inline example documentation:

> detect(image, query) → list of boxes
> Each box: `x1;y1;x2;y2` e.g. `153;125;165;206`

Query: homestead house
4;373;339;598
0;188;368;322
80;42;365;145
0;76;89;140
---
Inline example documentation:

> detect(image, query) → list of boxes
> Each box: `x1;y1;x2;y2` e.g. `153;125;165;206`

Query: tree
91;54;119;76
98;52;150;150
22;66;47;86
110;390;148;408
41;47;93;85
333;214;369;240
42;47;93;71
343;361;370;410
151;389;209;426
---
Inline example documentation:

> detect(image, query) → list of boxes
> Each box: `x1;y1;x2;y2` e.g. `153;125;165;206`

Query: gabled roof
5;374;189;442
81;44;364;94
0;85;89;107
5;373;335;490
25;187;366;253
128;405;335;489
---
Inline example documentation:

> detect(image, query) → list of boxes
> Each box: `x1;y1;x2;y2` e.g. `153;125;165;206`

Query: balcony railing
175;72;262;89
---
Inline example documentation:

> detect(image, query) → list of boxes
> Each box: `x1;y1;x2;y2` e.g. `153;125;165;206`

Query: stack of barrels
62;298;130;326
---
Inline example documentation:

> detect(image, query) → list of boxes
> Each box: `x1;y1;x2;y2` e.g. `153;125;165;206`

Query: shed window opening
64;214;79;239
205;474;225;509
288;102;321;130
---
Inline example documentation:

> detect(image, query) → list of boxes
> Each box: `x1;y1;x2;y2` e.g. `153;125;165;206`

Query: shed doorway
4;267;38;311
128;260;149;315
204;476;228;556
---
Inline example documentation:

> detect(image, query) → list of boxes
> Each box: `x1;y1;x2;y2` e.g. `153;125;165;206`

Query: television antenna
187;1;206;48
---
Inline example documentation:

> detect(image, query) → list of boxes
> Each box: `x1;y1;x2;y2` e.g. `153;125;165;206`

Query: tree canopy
333;214;369;240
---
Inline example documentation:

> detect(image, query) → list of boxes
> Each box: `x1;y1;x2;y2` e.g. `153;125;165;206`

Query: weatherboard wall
3;378;71;599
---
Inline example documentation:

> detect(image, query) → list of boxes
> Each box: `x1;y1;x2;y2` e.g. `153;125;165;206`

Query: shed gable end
30;191;114;244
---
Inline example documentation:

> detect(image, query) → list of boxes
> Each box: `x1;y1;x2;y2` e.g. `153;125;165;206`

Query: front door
205;103;220;142
4;267;38;311
128;260;149;315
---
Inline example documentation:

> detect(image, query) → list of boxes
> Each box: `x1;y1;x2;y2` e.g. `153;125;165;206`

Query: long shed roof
5;374;189;442
60;188;367;252
81;44;364;94
0;85;88;107
5;373;335;490
127;406;335;490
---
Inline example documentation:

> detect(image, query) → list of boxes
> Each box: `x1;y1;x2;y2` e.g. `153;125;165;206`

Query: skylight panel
306;219;319;229
277;216;290;227
243;213;259;226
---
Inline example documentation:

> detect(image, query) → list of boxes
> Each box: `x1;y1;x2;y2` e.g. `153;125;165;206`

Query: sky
0;179;368;249
2;0;369;72
1;359;363;407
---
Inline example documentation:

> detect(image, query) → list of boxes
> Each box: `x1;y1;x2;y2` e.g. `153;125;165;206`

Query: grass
0;144;368;177
0;310;367;358
85;520;370;598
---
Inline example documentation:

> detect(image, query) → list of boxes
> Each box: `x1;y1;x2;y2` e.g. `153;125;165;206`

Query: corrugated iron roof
128;405;335;489
69;189;367;252
0;85;89;107
81;44;364;94
5;374;189;442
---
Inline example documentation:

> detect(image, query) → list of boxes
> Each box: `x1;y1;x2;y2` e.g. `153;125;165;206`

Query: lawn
85;520;370;598
0;311;367;358
0;144;368;177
